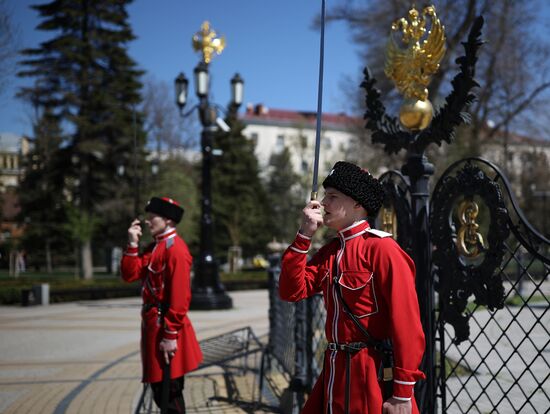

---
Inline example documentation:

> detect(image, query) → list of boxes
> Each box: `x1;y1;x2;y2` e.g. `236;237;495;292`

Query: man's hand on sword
383;397;412;414
159;338;177;365
127;219;142;247
299;200;323;238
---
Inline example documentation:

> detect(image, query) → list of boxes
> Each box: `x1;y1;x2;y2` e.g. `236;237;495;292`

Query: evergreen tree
17;0;145;278
266;147;303;244
17;105;69;272
211;113;272;260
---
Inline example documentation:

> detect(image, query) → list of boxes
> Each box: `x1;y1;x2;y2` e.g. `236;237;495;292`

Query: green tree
143;157;200;250
211;114;272;260
266;147;303;244
17;0;146;279
17;105;69;272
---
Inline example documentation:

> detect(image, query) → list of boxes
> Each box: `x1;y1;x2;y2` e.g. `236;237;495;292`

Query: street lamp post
174;22;243;310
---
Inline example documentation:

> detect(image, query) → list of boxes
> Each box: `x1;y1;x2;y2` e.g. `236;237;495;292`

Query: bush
0;269;270;305
0;272;138;305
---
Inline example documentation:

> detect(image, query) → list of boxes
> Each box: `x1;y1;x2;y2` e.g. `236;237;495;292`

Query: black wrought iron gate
265;11;549;412
266;156;548;413
427;157;549;413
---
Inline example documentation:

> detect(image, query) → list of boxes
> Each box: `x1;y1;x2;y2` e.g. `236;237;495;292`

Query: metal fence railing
437;243;549;413
265;264;327;412
433;158;550;414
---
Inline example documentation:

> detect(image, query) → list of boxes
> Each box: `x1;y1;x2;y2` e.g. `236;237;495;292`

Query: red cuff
163;328;178;340
392;381;415;399
288;232;312;254
392;366;426;399
124;246;138;256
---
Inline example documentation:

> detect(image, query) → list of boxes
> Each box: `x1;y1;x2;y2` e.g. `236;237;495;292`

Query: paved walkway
0;290;271;414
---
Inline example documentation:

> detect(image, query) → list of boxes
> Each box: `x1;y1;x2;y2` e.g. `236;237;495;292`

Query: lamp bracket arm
179;104;200;118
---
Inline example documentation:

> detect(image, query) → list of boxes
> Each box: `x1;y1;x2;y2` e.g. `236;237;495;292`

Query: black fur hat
145;197;184;223
322;161;385;217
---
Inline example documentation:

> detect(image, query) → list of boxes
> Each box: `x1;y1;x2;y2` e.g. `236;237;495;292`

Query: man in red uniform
279;161;425;414
121;196;203;413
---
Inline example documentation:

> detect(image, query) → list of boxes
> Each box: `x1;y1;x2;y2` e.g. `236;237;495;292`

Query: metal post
533;189;550;238
402;148;436;414
291;299;307;412
543;193;547;237
190;102;232;310
359;15;485;413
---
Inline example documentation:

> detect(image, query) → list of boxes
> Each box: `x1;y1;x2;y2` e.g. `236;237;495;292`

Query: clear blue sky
1;0;362;137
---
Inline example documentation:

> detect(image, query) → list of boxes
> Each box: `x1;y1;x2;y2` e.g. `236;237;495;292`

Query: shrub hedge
0;269;268;305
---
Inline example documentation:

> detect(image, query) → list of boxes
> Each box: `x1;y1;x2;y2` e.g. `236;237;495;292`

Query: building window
276;134;285;151
300;135;308;149
250;132;258;146
301;160;308;173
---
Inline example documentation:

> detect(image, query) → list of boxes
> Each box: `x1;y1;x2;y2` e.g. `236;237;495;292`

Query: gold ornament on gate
192;21;226;64
384;5;446;131
381;205;397;239
456;199;486;258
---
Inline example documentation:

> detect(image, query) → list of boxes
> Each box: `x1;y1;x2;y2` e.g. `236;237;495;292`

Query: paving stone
0;290;271;414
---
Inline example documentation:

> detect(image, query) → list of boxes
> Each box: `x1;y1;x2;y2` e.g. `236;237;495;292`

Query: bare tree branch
486;81;550;139
326;0;550;157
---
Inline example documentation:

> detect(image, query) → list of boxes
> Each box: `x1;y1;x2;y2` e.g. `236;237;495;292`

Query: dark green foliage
16;106;72;271
0;272;139;305
211;115;272;259
17;0;146;275
0;269;268;305
143;157;200;251
266;147;303;243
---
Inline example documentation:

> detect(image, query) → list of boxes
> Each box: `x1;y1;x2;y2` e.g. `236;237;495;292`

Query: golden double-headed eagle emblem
385;5;446;130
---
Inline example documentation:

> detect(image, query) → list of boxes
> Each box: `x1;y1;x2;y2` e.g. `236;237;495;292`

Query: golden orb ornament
384;5;446;131
399;98;433;131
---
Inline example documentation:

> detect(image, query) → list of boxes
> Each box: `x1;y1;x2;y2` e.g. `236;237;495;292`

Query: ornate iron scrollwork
377;170;413;256
431;161;509;343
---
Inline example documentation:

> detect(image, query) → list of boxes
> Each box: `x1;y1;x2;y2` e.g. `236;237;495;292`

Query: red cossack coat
279;220;425;414
121;229;203;383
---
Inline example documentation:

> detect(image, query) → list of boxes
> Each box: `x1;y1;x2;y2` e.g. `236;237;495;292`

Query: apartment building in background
241;104;549;186
482;130;550;175
0;132;30;191
241;103;361;180
0;132;31;269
